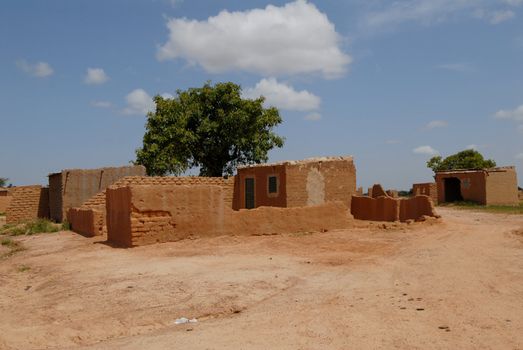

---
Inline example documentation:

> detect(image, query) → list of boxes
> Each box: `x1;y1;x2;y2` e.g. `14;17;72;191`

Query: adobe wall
351;195;437;222
49;165;146;222
435;171;487;204
412;183;438;204
233;164;287;210
107;184;352;248
485;168;519;206
0;190;12;213
285;157;356;208
68;175;235;237
5;186;49;224
370;184;388;198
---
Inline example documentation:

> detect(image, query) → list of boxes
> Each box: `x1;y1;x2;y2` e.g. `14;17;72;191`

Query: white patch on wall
306;167;325;206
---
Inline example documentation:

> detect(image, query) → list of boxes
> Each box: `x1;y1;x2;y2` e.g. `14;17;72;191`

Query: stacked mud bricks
5;186;49;224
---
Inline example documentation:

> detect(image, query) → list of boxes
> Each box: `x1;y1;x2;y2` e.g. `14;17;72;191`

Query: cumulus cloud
122;89;155;115
494;104;523;122
157;0;351;78
243;78;320;111
413;145;439;155
90;100;112;108
425;120;448;129
84;68;109;85
16;60;53;77
304;112;322;121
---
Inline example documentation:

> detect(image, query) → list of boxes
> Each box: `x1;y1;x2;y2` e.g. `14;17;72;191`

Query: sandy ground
0;208;522;350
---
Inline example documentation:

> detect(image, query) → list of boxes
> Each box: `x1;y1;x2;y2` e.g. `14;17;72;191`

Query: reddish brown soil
1;208;522;349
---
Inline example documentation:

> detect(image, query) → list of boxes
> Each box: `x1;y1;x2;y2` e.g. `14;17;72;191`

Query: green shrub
61;220;71;231
25;219;60;235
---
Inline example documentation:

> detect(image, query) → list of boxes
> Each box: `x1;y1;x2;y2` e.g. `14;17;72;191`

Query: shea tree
427;149;496;172
135;82;284;176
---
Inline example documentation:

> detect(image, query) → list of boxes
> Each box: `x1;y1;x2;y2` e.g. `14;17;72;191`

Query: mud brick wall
485;168;519;206
412;183;438;204
351;195;437;222
234;164;287;210
49;165;146;222
370;184;388;198
435;171;487;205
6;186;49;224
68;176;234;237
107;184;352;248
0;190;12;213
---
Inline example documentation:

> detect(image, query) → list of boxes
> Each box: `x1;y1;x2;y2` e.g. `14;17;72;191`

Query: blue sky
1;0;522;190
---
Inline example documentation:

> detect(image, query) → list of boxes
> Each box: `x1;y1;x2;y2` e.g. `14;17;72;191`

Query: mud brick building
412;183;438;204
435;166;519;206
5;186;49;224
48;165;145;222
233;156;357;210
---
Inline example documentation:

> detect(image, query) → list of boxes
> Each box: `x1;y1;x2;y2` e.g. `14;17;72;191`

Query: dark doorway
444;177;463;202
244;178;255;209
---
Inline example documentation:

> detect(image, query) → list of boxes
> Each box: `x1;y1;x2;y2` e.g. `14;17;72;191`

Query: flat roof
237;156;354;169
435;166;515;175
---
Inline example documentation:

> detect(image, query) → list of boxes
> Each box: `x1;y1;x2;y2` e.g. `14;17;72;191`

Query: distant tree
135;81;284;177
426;149;496;173
0;178;7;187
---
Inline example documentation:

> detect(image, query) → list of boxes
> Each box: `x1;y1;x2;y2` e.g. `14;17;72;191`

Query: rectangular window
268;175;278;194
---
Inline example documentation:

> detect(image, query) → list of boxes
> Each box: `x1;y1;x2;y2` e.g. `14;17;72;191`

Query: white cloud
84;68;109;85
16;60;53;77
304;112;322;121
123;89;155;115
413;145;439;155
515;153;523;160
90;100;112;108
494;104;523;122
437;63;474;72
157;0;351;78
466;144;479;150
502;0;523;6
475;8;515;24
425;120;448;129
243;78;320;111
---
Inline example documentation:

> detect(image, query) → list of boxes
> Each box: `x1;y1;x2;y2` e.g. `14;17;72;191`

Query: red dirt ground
0;208;522;349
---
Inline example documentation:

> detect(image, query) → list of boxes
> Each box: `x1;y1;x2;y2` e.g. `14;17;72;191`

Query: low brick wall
351;195;438;222
68;176;235;237
6;186;49;224
412;183;438;204
106;184;352;247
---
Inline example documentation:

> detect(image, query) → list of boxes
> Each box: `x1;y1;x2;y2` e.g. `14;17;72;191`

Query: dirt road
1;208;522;349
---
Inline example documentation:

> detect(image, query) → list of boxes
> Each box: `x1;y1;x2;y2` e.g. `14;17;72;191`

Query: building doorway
244;178;255;209
444;177;463;202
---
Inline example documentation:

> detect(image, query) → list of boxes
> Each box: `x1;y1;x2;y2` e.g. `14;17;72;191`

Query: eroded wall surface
68;176;235;237
49;165;146;222
351;195;437;222
285;158;356;208
107;184;352;247
412;183;438;204
5;186;49;224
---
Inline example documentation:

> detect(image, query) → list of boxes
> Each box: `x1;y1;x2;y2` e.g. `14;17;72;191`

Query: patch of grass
440;201;523;214
1;237;25;257
1;219;61;236
17;265;30;272
61;220;71;231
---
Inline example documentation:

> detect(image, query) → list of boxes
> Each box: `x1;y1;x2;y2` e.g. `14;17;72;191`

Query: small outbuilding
233;156;357;210
435;166;519;206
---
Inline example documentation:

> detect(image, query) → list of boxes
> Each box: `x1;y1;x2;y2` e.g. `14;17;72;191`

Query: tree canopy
426;149;496;172
135;82;284;177
0;178;8;187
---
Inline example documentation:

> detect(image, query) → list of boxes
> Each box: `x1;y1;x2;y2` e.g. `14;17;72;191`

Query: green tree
135;81;284;176
0;178;7;187
426;149;496;172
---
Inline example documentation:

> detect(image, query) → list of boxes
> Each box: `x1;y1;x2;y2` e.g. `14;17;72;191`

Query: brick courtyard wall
68;176;234;237
49;165;146;222
351;195;437;222
370;184;388;198
412;183;438;204
485;168;519;206
107;184;352;248
6;186;49;224
0;190;12;213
